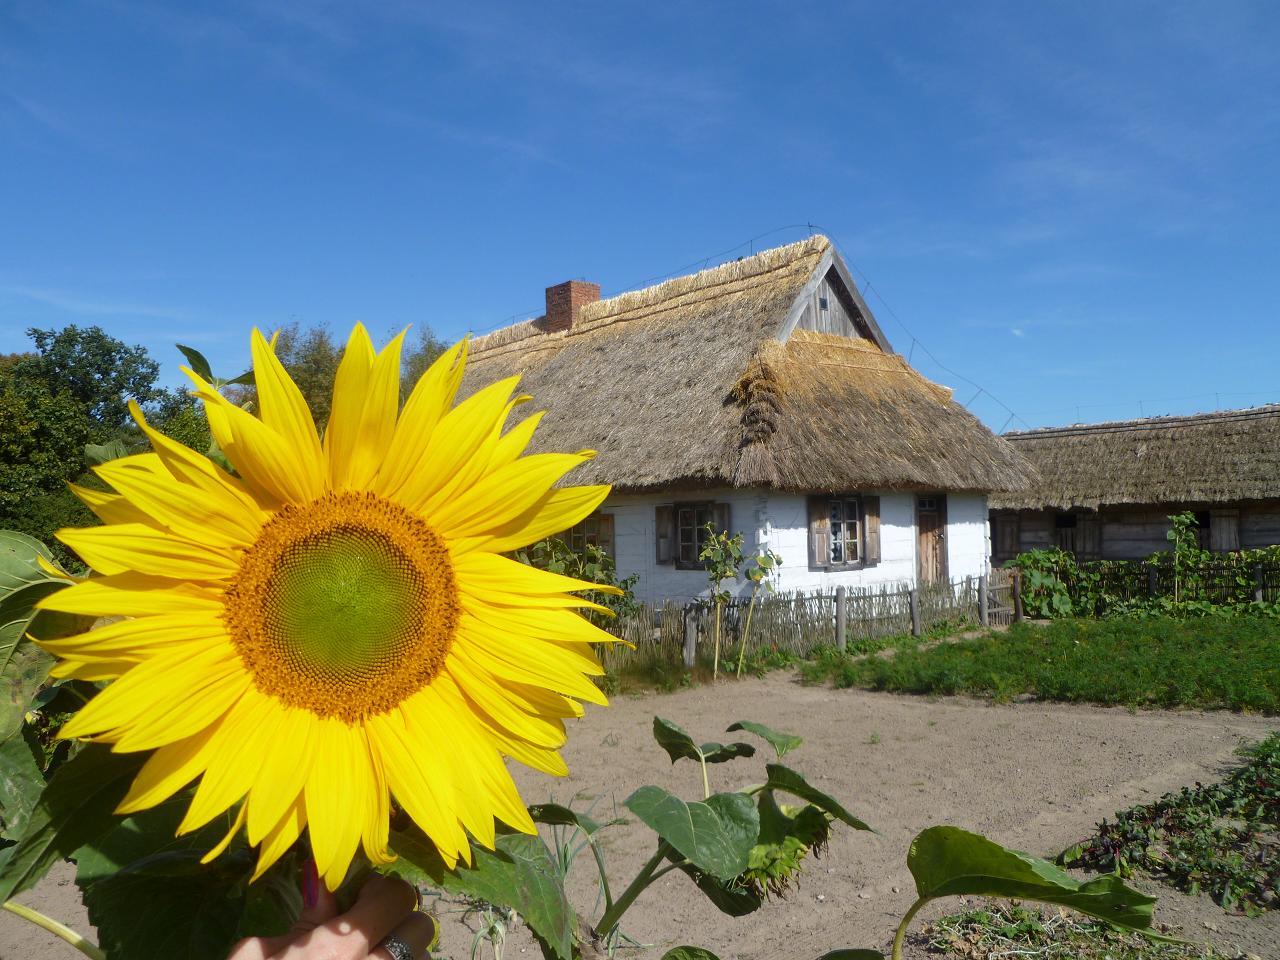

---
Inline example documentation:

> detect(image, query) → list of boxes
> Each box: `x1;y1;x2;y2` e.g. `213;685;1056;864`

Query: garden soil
3;675;1276;960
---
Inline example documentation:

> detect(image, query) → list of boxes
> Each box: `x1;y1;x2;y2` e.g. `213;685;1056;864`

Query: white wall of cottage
604;488;991;605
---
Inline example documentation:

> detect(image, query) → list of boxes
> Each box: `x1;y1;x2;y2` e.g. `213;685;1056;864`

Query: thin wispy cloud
3;284;192;322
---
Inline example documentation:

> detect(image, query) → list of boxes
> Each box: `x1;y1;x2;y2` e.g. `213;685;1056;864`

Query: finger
291;857;340;934
371;912;438;960
278;874;418;960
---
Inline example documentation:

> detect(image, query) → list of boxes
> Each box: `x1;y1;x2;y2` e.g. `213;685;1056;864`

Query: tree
18;325;161;431
226;322;451;428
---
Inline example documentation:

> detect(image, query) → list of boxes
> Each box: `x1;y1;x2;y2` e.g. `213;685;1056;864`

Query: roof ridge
1005;403;1280;440
469;234;830;358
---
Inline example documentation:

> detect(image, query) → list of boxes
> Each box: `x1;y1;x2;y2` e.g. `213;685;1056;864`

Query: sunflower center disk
224;492;459;721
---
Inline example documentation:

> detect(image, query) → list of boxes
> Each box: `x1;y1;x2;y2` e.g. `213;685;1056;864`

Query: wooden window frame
809;494;881;571
565;512;614;559
829;496;862;566
655;501;731;569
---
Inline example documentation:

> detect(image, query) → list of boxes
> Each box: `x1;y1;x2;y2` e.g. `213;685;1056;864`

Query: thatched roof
463;235;1031;494
990;405;1280;510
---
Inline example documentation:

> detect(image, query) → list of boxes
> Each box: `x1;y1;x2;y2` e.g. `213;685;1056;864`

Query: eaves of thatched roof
463;235;1031;495
990;405;1280;511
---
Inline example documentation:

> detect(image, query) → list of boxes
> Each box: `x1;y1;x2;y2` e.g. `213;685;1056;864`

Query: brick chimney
544;279;600;333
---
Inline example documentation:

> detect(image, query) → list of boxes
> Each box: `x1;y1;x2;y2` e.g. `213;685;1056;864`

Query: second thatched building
989;406;1280;564
462;236;1031;603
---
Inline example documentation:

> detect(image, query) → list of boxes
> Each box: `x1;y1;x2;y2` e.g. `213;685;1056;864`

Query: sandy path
2;674;1276;959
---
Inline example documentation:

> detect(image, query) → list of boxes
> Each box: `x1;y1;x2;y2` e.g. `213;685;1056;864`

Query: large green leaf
0;729;44;841
76;801;267;960
2;606;93;745
387;828;575;960
674;862;762;917
0;531;58;594
763;764;874;832
652;717;755;766
0;743;145;901
624;787;758;882
84;438;130;465
907;826;1158;932
661;948;721;960
726;721;803;759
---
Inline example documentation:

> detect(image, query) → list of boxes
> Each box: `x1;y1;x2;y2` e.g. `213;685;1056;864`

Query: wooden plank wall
797;271;866;339
994;500;1280;563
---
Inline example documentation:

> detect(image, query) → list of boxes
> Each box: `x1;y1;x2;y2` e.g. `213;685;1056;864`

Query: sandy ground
3;673;1277;960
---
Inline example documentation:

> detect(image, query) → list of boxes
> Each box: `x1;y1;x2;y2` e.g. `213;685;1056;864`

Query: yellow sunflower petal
429;453;594;540
117;723;222;814
306;719;374;890
252;794;307;882
375;340;467;497
326;325;405;490
36;573;223;618
250;328;325;477
57;523;239;580
200;802;249;864
470;484;612;555
453;552;622;597
69;484;155;527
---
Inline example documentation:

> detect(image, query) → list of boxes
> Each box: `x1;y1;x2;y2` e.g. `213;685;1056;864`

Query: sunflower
37;325;620;890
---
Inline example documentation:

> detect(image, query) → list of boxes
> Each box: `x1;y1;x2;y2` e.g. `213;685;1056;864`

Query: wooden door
917;494;947;585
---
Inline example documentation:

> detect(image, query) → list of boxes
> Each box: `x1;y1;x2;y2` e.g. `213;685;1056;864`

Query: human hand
228;865;435;960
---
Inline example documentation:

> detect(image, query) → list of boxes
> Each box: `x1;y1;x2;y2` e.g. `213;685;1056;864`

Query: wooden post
978;574;989;627
1012;569;1024;623
835;586;847;651
1254;563;1265;604
683;606;697;668
909;587;922;637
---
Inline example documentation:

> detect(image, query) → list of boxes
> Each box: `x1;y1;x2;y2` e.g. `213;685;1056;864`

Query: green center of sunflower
223;491;459;721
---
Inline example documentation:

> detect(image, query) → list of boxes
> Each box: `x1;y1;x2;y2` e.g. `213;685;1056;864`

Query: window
829;498;861;564
654;502;731;568
808;494;881;569
566;512;614;558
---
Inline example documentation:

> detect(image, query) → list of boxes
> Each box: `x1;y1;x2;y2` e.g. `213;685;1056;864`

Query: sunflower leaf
763;764;875;832
0;743;145;901
624;786;759;881
726;721;803;759
388;828;575;960
661;948;722;960
528;802;607;836
673;862;763;917
175;344;215;383
75;800;260;960
652;717;703;764
0;729;44;841
700;742;755;764
907;825;1160;934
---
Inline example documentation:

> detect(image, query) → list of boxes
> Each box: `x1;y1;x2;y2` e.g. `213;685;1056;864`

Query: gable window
654;502;731;569
566;512;614;559
808;494;881;570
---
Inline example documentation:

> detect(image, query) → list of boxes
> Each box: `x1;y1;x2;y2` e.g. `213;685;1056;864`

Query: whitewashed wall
945;493;991;583
605;489;990;605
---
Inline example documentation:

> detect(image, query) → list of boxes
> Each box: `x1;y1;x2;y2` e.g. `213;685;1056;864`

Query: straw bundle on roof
464;235;1031;494
991;405;1280;510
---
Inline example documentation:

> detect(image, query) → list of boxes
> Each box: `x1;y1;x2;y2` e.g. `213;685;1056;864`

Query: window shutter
807;495;831;568
655;505;674;564
597;513;616;559
713;502;731;536
863;495;881;566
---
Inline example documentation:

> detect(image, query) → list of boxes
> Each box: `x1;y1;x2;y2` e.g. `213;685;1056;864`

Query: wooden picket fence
598;573;1011;673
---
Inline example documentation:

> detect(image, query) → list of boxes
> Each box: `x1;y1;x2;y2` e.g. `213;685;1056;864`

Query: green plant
1060;732;1280;914
734;546;781;678
514;536;641;628
699;522;745;680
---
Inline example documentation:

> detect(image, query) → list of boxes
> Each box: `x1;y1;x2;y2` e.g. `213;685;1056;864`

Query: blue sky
3;1;1278;431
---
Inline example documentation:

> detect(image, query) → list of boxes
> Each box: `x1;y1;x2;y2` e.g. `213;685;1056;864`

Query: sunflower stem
890;896;929;960
2;901;105;960
595;842;671;935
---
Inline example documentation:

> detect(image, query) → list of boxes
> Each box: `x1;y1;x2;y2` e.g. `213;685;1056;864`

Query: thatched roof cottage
463;235;1031;602
989;405;1280;563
